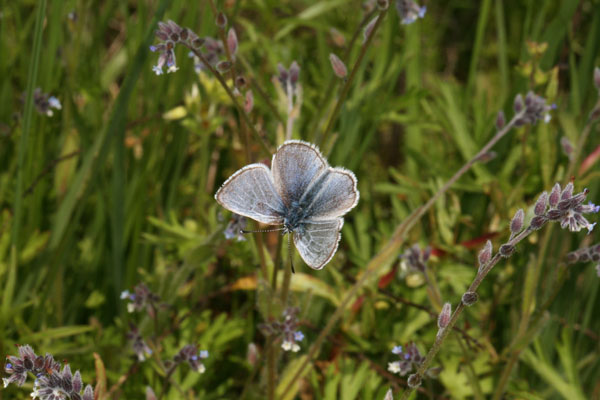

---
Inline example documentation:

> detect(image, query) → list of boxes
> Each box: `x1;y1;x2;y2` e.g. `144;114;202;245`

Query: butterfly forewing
271;140;328;206
215;164;285;225
293;219;344;270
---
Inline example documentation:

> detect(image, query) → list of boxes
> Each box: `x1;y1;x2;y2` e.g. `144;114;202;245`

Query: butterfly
215;140;359;270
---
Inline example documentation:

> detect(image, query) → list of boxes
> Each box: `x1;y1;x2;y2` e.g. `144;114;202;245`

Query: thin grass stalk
316;8;388;147
12;0;47;251
399;228;533;400
492;115;597;399
279;112;523;399
309;10;375;143
185;46;273;155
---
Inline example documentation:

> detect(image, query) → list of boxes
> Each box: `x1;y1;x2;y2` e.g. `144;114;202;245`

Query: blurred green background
1;0;599;398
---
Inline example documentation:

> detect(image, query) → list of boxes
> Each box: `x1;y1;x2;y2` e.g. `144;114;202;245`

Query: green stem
400;228;533;400
13;0;47;250
185;45;273;155
316;8;388;147
278;113;523;400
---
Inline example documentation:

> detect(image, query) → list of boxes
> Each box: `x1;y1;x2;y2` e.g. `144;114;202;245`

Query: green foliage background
1;0;599;398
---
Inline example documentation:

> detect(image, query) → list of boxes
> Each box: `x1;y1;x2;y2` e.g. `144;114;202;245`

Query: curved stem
316;8;388;147
399;228;533;400
279;113;522;400
184;45;273;155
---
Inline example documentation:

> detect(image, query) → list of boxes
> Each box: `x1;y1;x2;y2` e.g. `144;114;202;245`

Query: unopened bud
566;251;578;264
363;16;378;43
192;37;205;48
462;291;478;306
478;240;493;270
496;110;506;130
549;183;561;207
510;209;525;234
330;28;346;47
377;0;389;10
529;215;547;230
514;94;524;113
499;244;515;258
289;61;300;84
180;28;189;41
215;12;227;29
437;302;451;329
560;182;573;200
146;387;157;400
235;76;248;89
407;373;421;388
216;61;232;73
246;343;258;366
244;90;254;113
594;67;600;91
534;192;548;216
329;53;347;79
383;388;393;400
426;366;442;378
227;28;238;56
476;151;497;163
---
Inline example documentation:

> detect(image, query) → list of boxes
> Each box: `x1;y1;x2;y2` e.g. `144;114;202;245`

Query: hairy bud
499;244;515;258
329;53;348;79
462;291;478;306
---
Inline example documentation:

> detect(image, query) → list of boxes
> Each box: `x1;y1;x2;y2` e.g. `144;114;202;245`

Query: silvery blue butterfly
215;140;359;269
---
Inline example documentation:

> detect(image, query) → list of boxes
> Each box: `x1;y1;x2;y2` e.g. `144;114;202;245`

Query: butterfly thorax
282;200;310;235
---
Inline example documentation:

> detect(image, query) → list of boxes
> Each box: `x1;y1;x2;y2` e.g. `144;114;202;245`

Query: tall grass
1;0;599;399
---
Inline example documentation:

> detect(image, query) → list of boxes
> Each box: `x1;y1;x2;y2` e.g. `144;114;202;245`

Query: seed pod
478;240;493;270
437;302;451;329
215;12;227;29
407;374;422;388
216;61;232;73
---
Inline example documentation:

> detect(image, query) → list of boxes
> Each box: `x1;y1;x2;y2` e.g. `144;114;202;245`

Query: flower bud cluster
121;282;161;314
3;345;94;400
566;243;600;277
259;308;305;353
401;244;431;273
173;345;209;374
395;0;427;25
513;91;556;126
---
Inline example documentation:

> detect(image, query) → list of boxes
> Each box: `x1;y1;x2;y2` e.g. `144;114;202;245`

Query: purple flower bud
83;385;94;400
534;192;548;216
510;209;525;234
514;94;524;113
247;343;258;366
595;67;600;91
407;373;422;388
384;388;394;400
496;110;506;130
547;209;566;220
437;302;451;329
289;61;300;84
217;60;232;73
549;183;561;207
363;16;378;43
180;28;189;41
192;37;205;48
215;12;227;29
329;53;348;79
499;244;515;258
377;0;389;10
476;151;497;163
244;90;254;113
561;182;574;200
560;136;574;159
462;291;478;306
146;386;158;400
529;215;547;230
566;251;578;264
478;240;493;270
227;28;238;56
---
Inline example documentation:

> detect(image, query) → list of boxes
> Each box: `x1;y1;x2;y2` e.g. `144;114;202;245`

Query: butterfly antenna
287;234;295;274
240;227;285;234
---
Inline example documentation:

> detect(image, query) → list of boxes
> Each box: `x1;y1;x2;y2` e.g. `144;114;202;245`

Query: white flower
388;362;401;374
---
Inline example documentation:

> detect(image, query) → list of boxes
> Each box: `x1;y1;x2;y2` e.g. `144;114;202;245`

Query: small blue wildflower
396;0;426;25
392;345;403;354
199;350;209;358
294;331;304;342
